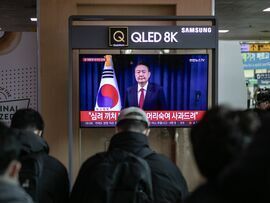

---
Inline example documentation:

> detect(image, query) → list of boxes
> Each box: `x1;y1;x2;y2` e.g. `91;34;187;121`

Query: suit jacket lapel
132;86;139;107
144;83;152;108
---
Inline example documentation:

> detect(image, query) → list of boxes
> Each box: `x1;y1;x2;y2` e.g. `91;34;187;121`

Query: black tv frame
68;15;218;178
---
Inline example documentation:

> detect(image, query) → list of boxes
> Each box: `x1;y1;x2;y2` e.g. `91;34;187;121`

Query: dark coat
184;181;228;203
18;131;69;203
124;83;168;110
217;115;270;203
70;131;188;203
185;112;270;203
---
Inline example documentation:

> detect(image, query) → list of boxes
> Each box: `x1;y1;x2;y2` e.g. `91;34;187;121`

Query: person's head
116;107;150;136
134;62;151;87
190;106;257;180
255;88;270;110
0;122;21;182
11;108;44;137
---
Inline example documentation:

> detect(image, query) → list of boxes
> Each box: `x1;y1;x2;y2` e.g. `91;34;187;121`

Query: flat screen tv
79;53;208;127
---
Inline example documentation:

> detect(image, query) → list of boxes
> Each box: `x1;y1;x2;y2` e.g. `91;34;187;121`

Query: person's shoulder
44;155;67;173
79;152;106;171
149;82;161;87
148;83;164;90
146;152;178;171
0;180;34;203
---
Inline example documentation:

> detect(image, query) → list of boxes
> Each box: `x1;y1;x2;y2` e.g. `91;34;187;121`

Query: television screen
79;53;208;127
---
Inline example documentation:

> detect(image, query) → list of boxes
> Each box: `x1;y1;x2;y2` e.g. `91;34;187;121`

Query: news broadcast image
79;54;208;127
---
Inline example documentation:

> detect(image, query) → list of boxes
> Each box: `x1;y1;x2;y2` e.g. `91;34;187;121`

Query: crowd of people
1;99;270;202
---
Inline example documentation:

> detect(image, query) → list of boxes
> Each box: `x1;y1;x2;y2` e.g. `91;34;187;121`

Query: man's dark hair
190;106;248;180
11;108;44;132
117;119;148;133
136;61;150;71
0;122;20;174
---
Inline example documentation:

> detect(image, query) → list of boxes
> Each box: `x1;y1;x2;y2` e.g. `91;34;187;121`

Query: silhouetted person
218;110;270;203
185;106;260;203
0;122;33;203
70;107;188;203
11;108;69;203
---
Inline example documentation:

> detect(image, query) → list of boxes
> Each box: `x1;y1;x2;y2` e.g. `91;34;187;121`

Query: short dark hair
135;61;150;71
11;108;44;132
117;119;148;133
0;122;20;174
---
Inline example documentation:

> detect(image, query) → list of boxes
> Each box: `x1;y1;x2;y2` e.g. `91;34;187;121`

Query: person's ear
144;128;150;136
7;160;21;179
38;130;43;137
34;129;43;137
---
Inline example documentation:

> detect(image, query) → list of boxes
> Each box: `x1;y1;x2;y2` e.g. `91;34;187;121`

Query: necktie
139;88;144;109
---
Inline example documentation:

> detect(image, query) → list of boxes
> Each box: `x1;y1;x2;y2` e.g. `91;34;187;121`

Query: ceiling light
263;7;270;12
163;49;170;54
30;18;37;22
219;30;229;33
124;49;132;54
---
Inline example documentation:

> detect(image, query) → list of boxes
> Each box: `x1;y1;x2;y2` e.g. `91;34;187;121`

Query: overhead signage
241;43;270;52
256;73;270;86
71;25;217;49
242;52;270;69
255;73;270;80
130;31;178;43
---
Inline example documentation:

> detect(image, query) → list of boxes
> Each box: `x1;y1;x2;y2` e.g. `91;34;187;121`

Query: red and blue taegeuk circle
97;84;119;108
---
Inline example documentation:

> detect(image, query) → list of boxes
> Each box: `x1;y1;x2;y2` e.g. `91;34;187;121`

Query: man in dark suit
124;62;167;110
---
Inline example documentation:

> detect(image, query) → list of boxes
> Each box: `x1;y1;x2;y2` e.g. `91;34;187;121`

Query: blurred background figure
218;109;270;203
254;88;270;110
184;106;260;203
0;122;33;203
11;108;69;203
246;82;251;109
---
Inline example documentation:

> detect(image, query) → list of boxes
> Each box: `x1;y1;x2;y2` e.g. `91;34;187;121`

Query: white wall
0;32;38;125
218;40;247;109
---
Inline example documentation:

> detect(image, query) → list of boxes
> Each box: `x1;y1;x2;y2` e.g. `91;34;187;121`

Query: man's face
135;64;151;85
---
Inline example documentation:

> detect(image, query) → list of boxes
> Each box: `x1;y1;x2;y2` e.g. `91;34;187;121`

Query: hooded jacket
18;131;69;203
70;131;188;203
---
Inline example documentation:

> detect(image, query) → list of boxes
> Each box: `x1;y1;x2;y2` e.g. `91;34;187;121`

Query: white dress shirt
137;82;148;105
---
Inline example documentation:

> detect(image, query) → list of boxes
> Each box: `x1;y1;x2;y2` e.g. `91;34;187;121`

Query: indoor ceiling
0;0;36;32
0;0;270;40
216;0;270;40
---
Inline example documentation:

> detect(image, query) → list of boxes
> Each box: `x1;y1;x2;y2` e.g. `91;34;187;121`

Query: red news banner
80;111;205;123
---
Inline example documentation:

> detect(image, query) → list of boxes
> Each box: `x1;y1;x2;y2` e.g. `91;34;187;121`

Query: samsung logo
181;27;212;33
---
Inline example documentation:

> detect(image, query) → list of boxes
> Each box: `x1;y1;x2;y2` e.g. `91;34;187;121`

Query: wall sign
0;32;38;125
